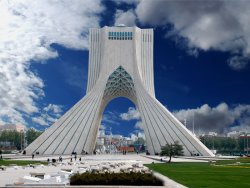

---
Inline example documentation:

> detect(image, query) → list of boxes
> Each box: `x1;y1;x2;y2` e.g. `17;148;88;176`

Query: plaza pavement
0;154;209;187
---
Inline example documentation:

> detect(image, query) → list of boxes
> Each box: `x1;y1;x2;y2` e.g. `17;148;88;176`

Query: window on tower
108;31;133;40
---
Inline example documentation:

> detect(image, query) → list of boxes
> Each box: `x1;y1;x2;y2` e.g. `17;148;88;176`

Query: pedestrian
74;154;77;161
79;157;81;162
70;157;72;162
32;154;34;159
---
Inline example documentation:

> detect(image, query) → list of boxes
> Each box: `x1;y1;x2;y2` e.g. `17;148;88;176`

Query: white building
26;26;214;156
208;132;218;136
227;131;240;138
0;124;25;132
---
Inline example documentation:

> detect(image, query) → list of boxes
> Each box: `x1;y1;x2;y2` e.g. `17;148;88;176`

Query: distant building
124;137;133;145
208;132;217;136
0;124;25;132
130;134;138;142
130;132;146;142
0;141;17;150
117;146;134;152
227;131;240;138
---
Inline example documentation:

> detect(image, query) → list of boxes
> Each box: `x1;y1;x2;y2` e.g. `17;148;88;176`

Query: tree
134;137;145;145
160;141;184;163
0;130;21;149
26;128;43;145
0;128;42;150
200;135;241;154
134;137;145;152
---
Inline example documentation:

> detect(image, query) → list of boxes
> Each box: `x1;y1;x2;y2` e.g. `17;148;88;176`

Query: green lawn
215;157;250;165
145;158;250;188
0;159;47;166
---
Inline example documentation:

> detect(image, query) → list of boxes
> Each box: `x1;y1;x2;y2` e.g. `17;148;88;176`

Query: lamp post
184;119;187;128
192;112;195;135
109;127;112;154
20;130;22;151
212;133;215;151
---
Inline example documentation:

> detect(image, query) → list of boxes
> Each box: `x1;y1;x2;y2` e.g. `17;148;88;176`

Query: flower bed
70;172;163;186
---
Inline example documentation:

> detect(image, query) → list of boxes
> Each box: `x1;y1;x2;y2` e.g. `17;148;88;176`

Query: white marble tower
26;26;214;156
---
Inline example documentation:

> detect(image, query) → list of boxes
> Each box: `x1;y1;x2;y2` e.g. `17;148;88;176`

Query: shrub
161;141;184;163
70;172;163;186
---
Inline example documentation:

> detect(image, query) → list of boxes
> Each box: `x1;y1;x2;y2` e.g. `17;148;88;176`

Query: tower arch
26;26;214;156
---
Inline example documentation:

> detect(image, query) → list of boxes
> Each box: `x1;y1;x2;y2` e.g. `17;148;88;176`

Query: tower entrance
95;96;140;154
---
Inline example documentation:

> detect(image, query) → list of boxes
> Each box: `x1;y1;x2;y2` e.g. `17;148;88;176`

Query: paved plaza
0;154;208;187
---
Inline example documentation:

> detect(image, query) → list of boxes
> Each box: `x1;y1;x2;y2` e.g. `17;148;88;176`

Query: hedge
70;172;163;186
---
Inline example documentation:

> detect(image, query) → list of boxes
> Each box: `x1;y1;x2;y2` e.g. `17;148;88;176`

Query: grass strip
0;159;47;166
146;158;250;188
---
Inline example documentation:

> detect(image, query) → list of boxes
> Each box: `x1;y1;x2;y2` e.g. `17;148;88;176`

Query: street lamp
212;134;215;151
108;127;112;154
20;130;24;151
184;118;187;128
192;112;195;135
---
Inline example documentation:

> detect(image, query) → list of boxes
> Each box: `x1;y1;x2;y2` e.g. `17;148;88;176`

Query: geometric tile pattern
104;66;136;99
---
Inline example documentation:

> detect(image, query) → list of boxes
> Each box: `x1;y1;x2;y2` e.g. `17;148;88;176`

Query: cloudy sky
1;0;250;136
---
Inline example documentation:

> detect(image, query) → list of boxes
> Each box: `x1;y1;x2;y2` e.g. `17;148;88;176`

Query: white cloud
0;120;6;126
115;9;136;26
100;124;106;130
134;121;143;130
102;111;120;125
112;0;139;5
32;104;63;126
44;104;63;116
138;131;145;139
120;107;140;121
227;56;250;71
173;103;250;134
102;108;141;126
32;117;48;126
60;62;88;91
134;0;250;70
130;131;145;141
0;0;104;125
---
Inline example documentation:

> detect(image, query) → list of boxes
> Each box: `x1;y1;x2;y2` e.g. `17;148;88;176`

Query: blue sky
1;0;250;136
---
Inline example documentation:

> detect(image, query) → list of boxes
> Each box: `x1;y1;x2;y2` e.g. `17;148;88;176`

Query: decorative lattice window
104;66;135;98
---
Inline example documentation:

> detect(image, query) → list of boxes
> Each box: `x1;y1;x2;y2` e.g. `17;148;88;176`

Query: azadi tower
26;26;214;156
